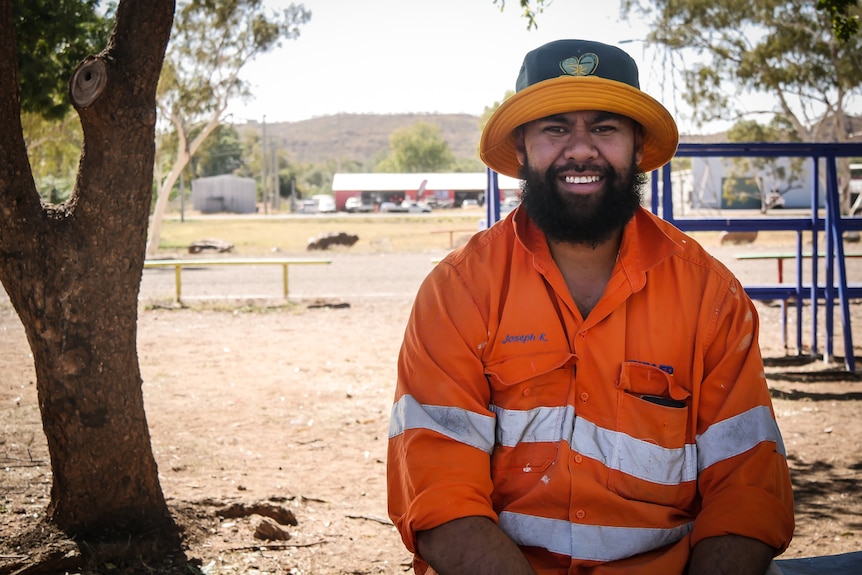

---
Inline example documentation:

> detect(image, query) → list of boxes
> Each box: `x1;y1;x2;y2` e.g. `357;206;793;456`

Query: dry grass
157;212;809;258
157;212;489;256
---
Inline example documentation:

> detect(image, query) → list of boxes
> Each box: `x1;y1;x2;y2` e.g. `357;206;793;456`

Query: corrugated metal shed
191;174;257;214
332;172;521;192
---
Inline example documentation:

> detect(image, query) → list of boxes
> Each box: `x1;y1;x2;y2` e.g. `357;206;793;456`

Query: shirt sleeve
691;278;795;553
387;262;499;553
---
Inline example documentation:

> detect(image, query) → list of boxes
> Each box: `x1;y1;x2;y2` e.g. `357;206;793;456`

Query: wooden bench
143;258;332;302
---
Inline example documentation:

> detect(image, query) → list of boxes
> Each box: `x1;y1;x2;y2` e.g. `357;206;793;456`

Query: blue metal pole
825;156;856;372
485;168;500;228
811;159;820;358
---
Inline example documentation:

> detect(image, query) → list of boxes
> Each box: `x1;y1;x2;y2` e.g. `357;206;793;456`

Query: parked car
345;196;373;213
401;200;432;213
296;198;318;213
380;200;431;213
461;199;480;209
311;194;337;213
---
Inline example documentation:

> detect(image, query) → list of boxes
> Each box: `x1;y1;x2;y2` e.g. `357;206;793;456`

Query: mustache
549;163;610;177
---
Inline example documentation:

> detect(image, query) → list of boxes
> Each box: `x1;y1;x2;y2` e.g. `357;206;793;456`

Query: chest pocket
608;362;697;509
485;352;576;476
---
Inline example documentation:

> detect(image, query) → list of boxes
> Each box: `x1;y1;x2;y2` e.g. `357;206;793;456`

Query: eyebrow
538;111;631;125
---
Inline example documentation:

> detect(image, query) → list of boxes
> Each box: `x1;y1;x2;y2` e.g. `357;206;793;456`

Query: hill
237;113;483;169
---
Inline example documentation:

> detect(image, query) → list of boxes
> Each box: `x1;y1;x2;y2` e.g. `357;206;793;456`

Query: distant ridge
237;113;483;168
235;112;737;170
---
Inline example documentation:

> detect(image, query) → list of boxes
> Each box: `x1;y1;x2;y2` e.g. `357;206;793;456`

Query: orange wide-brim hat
480;39;679;179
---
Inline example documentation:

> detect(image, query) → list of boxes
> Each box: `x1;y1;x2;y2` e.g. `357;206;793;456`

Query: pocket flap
485;352;577;387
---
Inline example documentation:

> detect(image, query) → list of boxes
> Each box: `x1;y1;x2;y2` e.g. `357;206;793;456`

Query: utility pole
261;115;268;214
272;145;280;211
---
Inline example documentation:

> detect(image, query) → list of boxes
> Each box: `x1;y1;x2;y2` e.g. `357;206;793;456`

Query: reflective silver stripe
697;405;786;471
492;404;567;445
499;511;693;562
389;394;496;453
573;416;699;484
490;404;698;484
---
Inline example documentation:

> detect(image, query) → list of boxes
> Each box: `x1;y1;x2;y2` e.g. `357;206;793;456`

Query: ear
634;124;645;166
514;127;526;166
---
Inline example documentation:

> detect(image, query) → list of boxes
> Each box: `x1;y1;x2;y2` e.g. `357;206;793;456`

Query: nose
563;128;598;163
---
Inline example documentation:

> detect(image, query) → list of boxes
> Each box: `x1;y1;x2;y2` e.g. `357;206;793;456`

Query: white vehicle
345;196;373;213
311;194;336;213
401;200;432;213
380;200;432;213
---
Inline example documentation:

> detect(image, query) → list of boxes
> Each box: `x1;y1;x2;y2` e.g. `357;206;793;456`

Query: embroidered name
502;333;548;344
629;359;675;375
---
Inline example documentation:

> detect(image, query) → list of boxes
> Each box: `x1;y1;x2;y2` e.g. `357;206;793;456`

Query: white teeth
565;175;600;184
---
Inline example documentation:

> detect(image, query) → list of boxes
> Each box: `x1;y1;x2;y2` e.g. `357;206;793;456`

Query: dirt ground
1;239;861;574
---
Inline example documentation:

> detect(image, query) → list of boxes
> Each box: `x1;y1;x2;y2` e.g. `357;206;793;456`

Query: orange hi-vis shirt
387;206;794;574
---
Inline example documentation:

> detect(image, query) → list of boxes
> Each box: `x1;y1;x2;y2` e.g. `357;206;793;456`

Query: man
387;39;794;574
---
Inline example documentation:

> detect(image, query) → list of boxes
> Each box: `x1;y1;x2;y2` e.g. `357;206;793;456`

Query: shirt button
522;388;531;396
580;392;589;402
576;509;586;519
574;454;583;464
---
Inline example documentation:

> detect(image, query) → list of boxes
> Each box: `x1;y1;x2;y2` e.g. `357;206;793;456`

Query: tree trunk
0;0;179;562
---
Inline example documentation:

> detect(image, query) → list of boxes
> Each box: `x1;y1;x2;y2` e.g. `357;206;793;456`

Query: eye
543;124;568;135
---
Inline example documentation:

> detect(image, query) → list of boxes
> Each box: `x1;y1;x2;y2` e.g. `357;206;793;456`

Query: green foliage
724;117;805;210
818;0;861;41
721;177;762;209
624;0;862;140
375;122;456;173
21;111;84;203
726;117;800;144
479;90;514;133
12;0;113;120
193;124;245;178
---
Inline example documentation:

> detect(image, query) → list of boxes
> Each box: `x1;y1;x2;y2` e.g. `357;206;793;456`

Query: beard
518;152;646;247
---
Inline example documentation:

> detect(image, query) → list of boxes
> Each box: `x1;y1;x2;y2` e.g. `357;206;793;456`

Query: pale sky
225;0;690;129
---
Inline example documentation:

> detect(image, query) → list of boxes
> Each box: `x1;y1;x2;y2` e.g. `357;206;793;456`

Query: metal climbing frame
652;142;862;372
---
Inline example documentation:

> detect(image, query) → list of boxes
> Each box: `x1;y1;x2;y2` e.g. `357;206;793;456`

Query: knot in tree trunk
70;58;107;108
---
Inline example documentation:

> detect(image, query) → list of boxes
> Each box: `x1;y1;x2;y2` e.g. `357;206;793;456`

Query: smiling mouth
564;175;601;184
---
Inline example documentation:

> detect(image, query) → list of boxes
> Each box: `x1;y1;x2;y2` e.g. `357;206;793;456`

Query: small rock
254;517;291;541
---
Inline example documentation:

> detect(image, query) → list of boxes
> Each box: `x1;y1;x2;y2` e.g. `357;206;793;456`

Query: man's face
515;110;645;247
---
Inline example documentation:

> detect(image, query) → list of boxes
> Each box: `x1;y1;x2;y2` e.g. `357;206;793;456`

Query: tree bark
0;0;179;561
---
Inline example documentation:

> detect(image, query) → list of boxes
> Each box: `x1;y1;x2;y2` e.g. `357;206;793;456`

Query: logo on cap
560;54;599;77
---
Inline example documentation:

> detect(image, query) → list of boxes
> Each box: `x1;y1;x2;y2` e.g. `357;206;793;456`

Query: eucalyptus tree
1;0;187;569
493;0;860;38
375;121;456;173
148;0;310;255
623;0;862;210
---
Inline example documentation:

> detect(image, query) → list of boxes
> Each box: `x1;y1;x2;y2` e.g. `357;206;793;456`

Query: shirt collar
512;205;684;287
